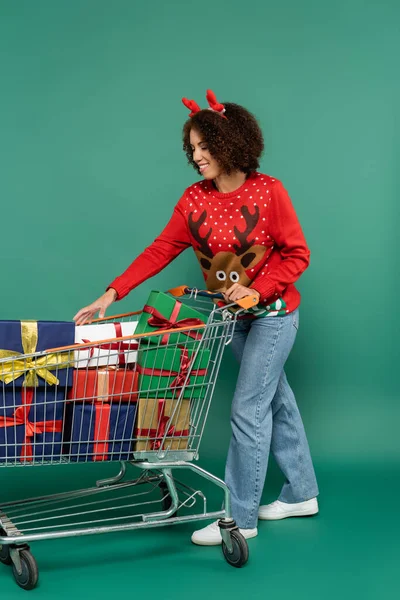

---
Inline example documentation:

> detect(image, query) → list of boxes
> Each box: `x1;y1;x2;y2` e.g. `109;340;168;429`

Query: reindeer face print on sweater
188;203;268;293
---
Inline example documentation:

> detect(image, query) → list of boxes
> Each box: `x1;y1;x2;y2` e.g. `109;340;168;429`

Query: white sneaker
258;498;319;520
191;521;258;546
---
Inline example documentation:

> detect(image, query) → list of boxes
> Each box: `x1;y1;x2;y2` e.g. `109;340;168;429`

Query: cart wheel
12;549;39;590
221;530;249;568
159;481;178;518
0;528;12;566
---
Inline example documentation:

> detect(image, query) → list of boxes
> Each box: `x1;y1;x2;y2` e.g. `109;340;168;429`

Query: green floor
0;459;398;599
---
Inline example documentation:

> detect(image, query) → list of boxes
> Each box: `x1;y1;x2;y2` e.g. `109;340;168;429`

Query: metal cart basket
0;287;259;589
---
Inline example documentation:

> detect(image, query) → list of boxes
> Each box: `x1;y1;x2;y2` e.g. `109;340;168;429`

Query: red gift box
68;368;138;403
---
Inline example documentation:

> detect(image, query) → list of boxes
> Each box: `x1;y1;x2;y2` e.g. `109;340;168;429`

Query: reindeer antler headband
182;89;227;119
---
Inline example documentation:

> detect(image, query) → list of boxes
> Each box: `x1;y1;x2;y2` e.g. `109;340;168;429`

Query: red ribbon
0;389;62;462
80;322;138;366
136;348;207;396
151;412;176;450
143;303;204;345
137;399;189;450
92;401;111;461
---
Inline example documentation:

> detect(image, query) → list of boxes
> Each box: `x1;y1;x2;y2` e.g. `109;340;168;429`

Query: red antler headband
181;98;201;118
205;89;226;115
181;89;227;118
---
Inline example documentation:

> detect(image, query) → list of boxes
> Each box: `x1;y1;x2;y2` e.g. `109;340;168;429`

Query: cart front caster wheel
0;544;12;566
12;549;39;590
0;528;12;566
222;530;249;568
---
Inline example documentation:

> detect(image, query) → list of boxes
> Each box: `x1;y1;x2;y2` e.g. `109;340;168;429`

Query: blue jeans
225;309;319;529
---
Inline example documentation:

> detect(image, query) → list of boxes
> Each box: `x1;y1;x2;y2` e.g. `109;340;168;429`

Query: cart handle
83;286;259;326
89;309;142;323
168;285;259;311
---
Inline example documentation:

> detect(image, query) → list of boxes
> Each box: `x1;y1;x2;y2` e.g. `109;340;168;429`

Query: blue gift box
0;387;65;463
0;320;75;463
0;320;74;393
65;401;137;462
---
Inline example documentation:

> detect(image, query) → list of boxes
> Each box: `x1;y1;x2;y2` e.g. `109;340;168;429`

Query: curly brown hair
182;102;264;176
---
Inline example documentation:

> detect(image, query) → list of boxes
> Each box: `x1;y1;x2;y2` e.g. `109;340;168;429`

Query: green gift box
136;345;210;399
136;291;206;346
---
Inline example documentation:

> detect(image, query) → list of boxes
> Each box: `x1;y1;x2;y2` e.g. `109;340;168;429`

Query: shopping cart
0;287;259;589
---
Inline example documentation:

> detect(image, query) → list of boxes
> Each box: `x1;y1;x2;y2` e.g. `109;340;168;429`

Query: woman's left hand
223;284;260;304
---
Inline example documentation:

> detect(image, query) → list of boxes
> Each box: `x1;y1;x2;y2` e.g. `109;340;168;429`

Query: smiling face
189;128;223;180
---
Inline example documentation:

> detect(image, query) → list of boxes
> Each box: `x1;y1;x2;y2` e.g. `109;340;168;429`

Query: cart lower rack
0;288;258;588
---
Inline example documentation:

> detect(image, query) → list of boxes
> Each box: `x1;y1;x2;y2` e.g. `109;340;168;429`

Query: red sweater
109;172;310;315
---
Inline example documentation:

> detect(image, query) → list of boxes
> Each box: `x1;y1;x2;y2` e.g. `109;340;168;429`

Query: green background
0;0;399;597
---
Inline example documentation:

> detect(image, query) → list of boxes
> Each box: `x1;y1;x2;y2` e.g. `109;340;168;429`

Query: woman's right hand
73;288;118;325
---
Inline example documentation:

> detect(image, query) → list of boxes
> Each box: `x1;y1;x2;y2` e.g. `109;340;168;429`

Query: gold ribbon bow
0;321;72;387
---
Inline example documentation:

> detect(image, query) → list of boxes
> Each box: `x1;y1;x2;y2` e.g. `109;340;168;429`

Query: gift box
135;291;206;346
68;368;138;403
0;320;74;463
0;384;64;463
74;321;138;368
136;345;210;399
64;400;137;462
0;320;74;394
134;398;190;451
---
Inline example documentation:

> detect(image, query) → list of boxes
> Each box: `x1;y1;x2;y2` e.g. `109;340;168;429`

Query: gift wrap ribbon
92;401;111;461
0;321;72;387
0;388;62;461
136;348;207;396
94;368;137;402
143;302;204;345
136;399;189;450
81;323;138;366
92;372;126;460
71;370;136;460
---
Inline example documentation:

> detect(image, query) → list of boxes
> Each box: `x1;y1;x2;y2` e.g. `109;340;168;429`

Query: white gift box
74;321;138;368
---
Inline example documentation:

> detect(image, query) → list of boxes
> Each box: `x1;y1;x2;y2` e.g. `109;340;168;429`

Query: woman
74;90;319;546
